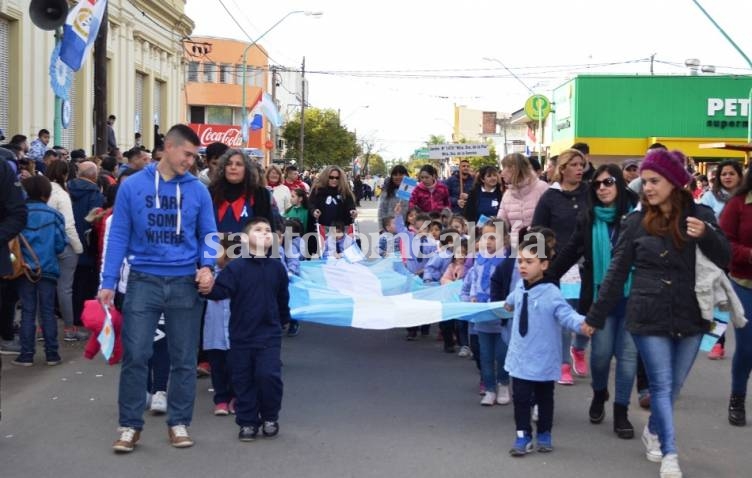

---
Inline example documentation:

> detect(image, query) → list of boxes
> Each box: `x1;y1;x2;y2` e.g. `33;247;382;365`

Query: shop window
206;106;233;125
190;106;205;124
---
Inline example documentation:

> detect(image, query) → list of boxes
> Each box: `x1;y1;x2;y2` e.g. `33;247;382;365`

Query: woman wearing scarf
549;164;639;439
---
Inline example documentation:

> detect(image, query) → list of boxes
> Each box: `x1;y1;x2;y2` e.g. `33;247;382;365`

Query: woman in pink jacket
497;153;549;246
409;164;450;214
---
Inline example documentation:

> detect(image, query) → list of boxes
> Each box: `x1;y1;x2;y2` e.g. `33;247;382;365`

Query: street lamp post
239;11;322;146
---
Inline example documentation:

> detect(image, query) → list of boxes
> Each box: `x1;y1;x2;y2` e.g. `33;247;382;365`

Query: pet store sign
706;98;750;130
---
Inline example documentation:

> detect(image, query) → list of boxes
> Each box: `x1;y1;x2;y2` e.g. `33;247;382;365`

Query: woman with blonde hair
265;164;291;213
309;165;358;227
532;148;591;385
497;153;548;246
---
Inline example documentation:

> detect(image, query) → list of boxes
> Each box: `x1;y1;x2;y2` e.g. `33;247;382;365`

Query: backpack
2;234;42;282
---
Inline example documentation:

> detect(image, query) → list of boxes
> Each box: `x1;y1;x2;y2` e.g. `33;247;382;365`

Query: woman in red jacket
719;166;752;427
409;164;450;214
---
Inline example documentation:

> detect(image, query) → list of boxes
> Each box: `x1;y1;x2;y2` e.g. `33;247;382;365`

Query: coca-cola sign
189;123;245;147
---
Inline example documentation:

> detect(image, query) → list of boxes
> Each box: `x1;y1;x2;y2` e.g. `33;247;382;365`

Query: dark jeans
439;320;456;348
230;346;283;428
731;282;752;396
18;277;58;358
406;324;431;336
457;320;469;347
513;378;555;435
208;349;234;404
118;272;204;429
72;264;99;327
147;325;170;394
0;279;18;341
470;333;481;371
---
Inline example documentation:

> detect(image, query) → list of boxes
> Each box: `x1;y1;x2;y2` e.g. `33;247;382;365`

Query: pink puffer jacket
497;174;549;242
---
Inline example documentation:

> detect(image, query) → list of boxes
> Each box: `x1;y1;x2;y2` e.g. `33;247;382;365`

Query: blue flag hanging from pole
60;0;108;72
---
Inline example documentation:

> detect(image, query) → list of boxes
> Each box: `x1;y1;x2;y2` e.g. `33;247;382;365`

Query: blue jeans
731;282;752;396
17;277;58;358
118;272;204;429
478;330;510;390
590;299;637;405
633;333;702;456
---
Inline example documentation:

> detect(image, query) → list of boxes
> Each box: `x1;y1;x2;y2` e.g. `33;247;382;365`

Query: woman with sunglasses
585;149;729;478
549;164;639;439
309;165;357;228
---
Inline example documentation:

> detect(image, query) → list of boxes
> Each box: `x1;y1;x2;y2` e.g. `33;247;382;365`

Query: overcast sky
184;0;752;161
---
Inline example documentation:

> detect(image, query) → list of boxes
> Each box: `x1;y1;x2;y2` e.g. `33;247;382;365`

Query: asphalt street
1;200;750;478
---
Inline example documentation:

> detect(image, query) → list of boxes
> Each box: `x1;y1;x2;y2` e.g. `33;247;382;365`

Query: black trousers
513;378;555;435
229;346;283;428
0;279;18;341
439;320;456;348
72;264;99;326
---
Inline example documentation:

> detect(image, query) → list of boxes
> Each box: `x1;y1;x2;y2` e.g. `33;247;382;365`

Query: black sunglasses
592;177;617;189
329;175;340;180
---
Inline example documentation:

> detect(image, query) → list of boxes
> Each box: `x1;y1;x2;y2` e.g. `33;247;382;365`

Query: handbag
2;234;42;283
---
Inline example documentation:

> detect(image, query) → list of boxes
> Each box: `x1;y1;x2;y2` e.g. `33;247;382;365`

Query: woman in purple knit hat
584;149;730;478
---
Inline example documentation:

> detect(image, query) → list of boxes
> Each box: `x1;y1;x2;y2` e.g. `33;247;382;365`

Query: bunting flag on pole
97;305;115;361
258;92;282;128
290;258;511;329
59;0;108;72
250;114;263;131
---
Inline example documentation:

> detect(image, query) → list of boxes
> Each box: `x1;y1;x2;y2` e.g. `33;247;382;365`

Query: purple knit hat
639;149;692;189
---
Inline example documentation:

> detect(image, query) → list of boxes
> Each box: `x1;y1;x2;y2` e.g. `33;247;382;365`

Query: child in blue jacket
504;236;592;457
204;217;291;442
13;175;67;366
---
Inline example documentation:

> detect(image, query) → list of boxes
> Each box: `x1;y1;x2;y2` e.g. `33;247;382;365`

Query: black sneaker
287;321;301;337
262;421;279;438
238;426;258;442
46;353;62;366
12;354;34;367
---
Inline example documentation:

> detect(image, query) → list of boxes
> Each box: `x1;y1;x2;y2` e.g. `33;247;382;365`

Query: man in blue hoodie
99;124;218;453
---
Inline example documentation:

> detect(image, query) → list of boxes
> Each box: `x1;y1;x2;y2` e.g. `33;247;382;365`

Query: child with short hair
505;237;592;456
423;229;459;283
378;216;401;258
13;175;67;366
204;217;291;442
320;221;356;260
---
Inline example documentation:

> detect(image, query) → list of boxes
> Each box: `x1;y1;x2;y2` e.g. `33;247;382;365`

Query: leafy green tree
281;108;360;170
467;144;499;171
367;154;387;176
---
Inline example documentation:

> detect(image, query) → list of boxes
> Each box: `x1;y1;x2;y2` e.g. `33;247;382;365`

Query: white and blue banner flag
290;258;510;329
60;0;108;72
396;177;418;201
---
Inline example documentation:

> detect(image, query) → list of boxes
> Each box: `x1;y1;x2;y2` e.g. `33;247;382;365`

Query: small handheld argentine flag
342;243;366;263
59;0;109;72
98;305;115;361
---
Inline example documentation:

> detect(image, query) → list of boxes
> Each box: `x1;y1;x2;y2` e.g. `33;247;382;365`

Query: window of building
188;61;199;82
190;106;205;124
204;62;215;83
154;80;165;129
220;64;230;84
135;72;146;134
206;106;233;125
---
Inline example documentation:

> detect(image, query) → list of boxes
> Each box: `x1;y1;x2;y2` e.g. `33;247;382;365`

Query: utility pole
93;4;108;155
299;56;306;170
270;66;277;162
650;53;656;75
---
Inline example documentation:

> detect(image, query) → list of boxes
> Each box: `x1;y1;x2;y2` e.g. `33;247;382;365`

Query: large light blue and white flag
290;258;510;329
60;0;108;72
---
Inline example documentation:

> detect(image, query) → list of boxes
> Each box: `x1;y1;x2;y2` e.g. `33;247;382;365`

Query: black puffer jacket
0;153;28;276
586;202;730;337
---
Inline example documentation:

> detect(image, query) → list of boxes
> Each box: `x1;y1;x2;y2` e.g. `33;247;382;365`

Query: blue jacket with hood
101;163;218;290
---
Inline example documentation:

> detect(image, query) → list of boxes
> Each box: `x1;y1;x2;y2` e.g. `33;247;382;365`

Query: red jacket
409;181;450;214
719;193;752;280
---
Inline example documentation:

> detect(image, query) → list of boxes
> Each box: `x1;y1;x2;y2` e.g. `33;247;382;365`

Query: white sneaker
496;384;511;405
150;391;167;414
532;404;539;422
458;346;471;358
642;425;663;463
660;453;682;478
480;391;497;406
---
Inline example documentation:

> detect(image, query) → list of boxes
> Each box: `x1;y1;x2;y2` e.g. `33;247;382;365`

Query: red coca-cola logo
189;124;244;147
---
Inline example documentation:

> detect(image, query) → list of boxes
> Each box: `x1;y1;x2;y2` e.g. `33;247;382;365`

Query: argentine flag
290;258;511;329
97;305;115;361
60;0;108;72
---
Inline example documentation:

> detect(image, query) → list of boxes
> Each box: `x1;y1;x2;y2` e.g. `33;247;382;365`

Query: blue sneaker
12;353;34;367
537;431;553;452
509;431;534;457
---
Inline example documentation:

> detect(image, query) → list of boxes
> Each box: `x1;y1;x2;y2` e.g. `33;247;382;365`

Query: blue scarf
592;206;632;299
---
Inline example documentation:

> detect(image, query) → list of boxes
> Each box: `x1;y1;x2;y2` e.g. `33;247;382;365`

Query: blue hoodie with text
101;163;217;290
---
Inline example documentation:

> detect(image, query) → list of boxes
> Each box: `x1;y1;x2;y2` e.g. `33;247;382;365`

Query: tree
367;154;387;176
467;144;499;171
281;108;360;170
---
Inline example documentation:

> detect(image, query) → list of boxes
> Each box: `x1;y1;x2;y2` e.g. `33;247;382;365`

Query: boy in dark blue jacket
204;217;291;442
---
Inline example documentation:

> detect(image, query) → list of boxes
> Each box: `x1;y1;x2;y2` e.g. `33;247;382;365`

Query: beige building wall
0;0;193;152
